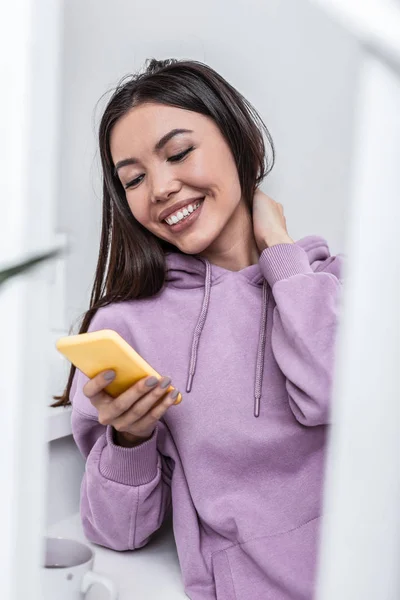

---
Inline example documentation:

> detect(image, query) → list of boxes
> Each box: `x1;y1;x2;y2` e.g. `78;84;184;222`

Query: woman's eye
124;147;194;190
124;175;144;189
168;147;194;163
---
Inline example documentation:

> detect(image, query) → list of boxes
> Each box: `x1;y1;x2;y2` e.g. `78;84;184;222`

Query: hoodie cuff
259;243;313;288
99;424;159;486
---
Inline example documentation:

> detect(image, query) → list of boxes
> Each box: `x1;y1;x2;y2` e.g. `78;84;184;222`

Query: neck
198;200;261;272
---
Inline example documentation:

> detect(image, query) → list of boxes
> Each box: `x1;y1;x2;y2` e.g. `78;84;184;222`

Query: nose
149;166;181;205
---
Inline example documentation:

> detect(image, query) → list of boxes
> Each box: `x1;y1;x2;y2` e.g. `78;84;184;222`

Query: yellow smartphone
56;329;182;404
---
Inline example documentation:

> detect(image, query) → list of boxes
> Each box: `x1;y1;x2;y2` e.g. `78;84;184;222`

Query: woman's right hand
83;371;180;447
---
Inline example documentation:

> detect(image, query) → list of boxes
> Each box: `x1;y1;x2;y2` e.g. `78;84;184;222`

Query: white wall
57;0;361;328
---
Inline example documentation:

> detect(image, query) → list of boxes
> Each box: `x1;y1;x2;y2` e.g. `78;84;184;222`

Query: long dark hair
52;57;275;407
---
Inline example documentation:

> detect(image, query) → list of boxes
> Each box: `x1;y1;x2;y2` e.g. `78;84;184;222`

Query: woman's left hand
252;189;294;251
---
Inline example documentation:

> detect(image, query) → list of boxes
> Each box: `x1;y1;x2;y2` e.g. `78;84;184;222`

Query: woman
53;58;343;599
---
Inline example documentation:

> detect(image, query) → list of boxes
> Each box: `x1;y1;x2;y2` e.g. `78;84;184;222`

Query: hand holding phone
56;329;182;446
83;369;180;445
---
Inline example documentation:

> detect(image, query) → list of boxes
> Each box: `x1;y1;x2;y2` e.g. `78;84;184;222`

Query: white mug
42;537;118;599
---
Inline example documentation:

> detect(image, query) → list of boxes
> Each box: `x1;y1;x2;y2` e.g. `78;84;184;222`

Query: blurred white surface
310;0;400;69
0;0;64;598
313;2;400;599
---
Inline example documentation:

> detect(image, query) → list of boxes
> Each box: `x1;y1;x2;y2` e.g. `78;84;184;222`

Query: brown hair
52;57;275;407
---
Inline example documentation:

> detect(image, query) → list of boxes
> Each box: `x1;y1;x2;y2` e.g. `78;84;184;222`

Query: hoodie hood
165;235;332;418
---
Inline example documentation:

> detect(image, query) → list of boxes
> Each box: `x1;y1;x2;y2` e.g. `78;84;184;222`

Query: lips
158;197;205;222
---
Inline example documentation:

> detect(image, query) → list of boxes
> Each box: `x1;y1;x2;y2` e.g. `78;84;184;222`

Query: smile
164;199;203;226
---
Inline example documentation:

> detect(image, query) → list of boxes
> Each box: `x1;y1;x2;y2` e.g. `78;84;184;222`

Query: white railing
309;1;400;599
0;1;63;599
313;0;400;68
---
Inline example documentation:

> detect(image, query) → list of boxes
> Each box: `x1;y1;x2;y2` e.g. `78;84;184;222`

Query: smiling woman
52;57;344;600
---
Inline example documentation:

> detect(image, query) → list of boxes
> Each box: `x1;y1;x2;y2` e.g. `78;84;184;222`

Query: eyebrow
114;128;194;174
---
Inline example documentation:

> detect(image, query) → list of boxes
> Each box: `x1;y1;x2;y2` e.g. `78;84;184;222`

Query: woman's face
110;102;246;256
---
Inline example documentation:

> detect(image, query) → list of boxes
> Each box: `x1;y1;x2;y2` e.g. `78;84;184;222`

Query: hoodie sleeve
70;306;173;550
259;240;344;426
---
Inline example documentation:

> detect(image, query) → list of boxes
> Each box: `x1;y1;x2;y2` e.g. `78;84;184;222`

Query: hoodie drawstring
186;259;212;393
254;280;269;417
185;260;269;418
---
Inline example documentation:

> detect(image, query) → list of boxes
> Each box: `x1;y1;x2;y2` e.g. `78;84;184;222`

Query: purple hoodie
70;235;344;600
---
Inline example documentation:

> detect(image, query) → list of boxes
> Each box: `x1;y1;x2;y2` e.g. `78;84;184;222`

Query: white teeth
165;201;202;226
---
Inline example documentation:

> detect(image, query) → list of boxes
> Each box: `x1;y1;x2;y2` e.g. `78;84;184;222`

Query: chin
175;231;219;256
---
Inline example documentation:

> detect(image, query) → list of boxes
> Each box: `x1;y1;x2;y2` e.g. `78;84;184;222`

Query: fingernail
145;376;158;387
104;370;115;381
170;389;179;399
160;376;172;389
